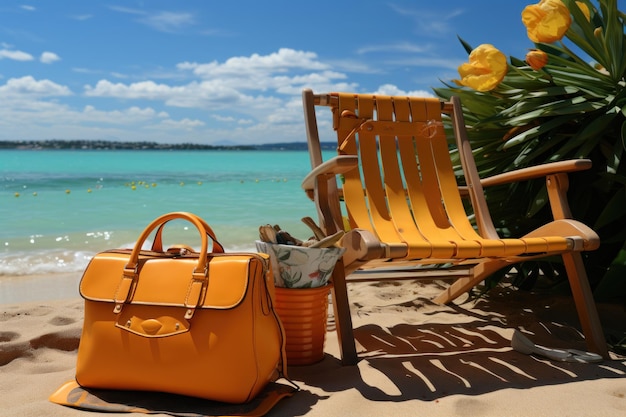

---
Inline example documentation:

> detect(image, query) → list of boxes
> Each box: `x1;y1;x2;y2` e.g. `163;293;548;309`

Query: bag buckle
184;269;209;319
113;268;137;314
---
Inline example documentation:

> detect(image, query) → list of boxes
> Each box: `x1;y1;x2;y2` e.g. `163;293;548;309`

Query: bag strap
113;212;218;318
151;216;225;254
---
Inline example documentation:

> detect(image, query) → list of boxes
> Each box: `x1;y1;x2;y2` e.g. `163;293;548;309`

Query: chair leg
329;260;359;365
561;252;609;358
433;261;505;304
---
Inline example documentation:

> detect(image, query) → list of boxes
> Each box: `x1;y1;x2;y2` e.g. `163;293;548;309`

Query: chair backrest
303;90;500;259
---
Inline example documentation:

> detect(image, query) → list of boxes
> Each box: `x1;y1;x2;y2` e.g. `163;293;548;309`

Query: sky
0;1;592;145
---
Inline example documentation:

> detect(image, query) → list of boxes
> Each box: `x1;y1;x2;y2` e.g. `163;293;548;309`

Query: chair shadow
282;287;626;409
351;322;626;401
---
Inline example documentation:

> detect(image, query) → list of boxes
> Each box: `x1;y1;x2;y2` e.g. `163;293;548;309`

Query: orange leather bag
75;212;287;404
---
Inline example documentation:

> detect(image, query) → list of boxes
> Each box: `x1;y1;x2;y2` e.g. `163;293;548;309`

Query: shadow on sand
278;285;626;415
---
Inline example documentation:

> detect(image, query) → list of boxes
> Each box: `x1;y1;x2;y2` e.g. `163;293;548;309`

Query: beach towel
49;380;295;417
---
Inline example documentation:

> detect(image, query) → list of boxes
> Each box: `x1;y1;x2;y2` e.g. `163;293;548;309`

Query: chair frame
301;89;608;365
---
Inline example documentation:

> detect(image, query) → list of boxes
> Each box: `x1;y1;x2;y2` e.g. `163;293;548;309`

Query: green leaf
502;98;602;126
573;113;619;157
526;86;581;97
457;36;474;55
593;247;626;300
602;0;625;79
594;186;626;229
564;0;612;69
527;187;549;217
502;116;572;149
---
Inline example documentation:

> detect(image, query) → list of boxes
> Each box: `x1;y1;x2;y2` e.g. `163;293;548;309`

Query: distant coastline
0;139;337;151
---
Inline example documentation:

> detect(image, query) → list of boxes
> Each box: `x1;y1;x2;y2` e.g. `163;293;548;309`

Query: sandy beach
1;273;626;417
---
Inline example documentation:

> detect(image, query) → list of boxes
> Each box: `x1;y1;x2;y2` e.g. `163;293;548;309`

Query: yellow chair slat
336;94;375;235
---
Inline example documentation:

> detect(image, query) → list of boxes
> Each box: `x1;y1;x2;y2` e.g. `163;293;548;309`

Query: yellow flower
522;0;572;43
454;44;508;92
525;49;548;70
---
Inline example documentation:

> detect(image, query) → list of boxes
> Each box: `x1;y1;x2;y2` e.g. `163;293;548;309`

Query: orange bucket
274;285;331;366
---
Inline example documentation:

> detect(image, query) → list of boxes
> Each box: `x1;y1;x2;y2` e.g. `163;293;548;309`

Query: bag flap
80;251;265;309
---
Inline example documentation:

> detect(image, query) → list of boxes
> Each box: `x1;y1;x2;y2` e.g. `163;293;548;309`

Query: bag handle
113;212;220;319
151;215;225;254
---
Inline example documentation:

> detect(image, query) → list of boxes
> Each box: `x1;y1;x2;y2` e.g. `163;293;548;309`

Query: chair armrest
479;159;592;188
341;229;385;268
301;155;359;192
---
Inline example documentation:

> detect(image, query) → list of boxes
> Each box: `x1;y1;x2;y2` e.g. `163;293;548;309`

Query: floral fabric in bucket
255;241;345;288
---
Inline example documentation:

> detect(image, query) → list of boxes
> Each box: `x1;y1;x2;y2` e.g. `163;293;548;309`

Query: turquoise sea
1;149;331;282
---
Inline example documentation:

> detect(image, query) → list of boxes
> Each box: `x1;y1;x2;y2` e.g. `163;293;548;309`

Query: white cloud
370;84;434;98
73;67;100;74
83;49;355;115
0;76;71;97
21;5;36;11
388;4;464;36
70;14;93;21
84;79;268;116
0;49;34;61
108;6;145;16
109;6;195;33
139;11;195;32
40;51;61;64
326;59;379;74
81;105;178;125
357;42;430;55
110;72;129;79
158;118;205;130
75;48;388;144
0;45;441;144
267;98;305;124
84;79;179;100
211;115;236;122
178;48;328;78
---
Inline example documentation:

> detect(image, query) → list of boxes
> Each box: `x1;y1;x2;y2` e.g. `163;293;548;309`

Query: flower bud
525;49;548;70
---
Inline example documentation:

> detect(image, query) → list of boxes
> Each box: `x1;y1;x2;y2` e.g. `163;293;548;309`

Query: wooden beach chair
301;89;608;365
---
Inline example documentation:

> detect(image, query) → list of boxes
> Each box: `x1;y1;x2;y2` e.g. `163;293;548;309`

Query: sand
1;274;626;417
